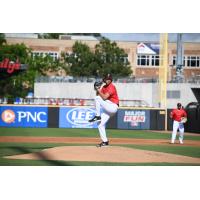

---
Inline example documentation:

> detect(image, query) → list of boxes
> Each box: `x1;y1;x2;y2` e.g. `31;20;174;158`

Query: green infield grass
0;127;200;140
0;128;200;166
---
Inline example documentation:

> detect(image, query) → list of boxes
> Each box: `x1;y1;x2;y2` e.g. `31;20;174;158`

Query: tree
0;43;65;99
94;38;132;77
64;38;132;78
0;33;6;45
0;43;30;98
64;41;97;76
38;33;65;39
0;43;29;62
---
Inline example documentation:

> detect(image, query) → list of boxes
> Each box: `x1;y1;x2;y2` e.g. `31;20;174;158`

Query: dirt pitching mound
4;146;200;164
1;136;200;147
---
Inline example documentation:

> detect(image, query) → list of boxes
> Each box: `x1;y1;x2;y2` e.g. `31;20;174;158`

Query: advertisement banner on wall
0;106;48;127
137;43;160;55
117;109;150;129
59;107;98;128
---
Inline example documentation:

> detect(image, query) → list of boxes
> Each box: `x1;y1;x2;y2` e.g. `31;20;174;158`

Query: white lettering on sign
66;108;95;126
17;111;46;123
124;111;146;123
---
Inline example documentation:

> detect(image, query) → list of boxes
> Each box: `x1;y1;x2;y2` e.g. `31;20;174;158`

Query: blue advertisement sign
0;106;48;127
117;109;150;129
59;107;98;128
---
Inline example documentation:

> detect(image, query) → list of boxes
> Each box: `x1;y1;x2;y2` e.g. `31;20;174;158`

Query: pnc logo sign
1;110;16;123
0;107;48;127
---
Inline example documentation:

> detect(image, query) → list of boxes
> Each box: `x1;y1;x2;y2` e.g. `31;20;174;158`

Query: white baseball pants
171;120;184;143
95;96;118;142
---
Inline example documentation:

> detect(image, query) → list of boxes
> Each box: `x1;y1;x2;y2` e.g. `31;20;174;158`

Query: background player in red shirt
89;74;119;147
170;103;187;144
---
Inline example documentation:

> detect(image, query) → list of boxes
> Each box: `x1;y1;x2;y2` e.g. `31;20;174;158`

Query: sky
101;33;200;43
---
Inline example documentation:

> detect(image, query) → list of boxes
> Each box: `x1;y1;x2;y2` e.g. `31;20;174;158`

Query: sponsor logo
17;111;47;123
0;58;20;74
66;108;95;126
123;111;146;126
1;110;15;123
1;109;47;124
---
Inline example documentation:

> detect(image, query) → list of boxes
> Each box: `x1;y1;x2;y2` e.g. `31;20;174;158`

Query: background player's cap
103;73;112;82
177;103;182;108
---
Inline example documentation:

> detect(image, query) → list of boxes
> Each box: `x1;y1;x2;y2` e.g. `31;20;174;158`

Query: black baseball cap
177;103;182;108
103;74;112;82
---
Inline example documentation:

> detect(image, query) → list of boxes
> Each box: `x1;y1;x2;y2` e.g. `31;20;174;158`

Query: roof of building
102;33;200;43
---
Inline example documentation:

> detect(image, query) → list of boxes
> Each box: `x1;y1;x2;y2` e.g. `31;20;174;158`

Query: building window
197;57;200;66
122;54;129;64
187;56;200;67
172;55;200;67
151;55;160;66
137;55;149;66
172;56;186;67
32;51;59;61
172;56;176;66
137;55;159;66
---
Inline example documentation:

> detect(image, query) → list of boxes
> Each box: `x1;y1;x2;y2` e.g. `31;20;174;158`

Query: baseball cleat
96;141;109;147
179;140;184;144
88;116;101;123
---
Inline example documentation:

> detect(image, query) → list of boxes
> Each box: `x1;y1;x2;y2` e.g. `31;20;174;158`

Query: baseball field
0;127;200;166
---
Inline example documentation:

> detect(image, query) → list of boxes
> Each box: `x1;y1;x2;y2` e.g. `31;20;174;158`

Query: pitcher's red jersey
101;83;119;105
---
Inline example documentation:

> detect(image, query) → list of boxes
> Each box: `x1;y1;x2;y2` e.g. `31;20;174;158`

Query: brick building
5;34;200;81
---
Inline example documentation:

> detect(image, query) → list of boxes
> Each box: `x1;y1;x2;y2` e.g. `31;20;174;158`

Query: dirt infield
5;146;200;164
1;136;200;164
0;136;200;146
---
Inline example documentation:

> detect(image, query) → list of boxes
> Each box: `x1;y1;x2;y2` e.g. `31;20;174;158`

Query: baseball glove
94;81;103;90
180;117;187;123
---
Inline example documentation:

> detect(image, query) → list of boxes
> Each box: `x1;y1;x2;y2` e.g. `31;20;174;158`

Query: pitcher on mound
89;74;119;147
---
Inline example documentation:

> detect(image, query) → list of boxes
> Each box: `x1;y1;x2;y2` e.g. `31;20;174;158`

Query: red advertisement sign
0;58;20;74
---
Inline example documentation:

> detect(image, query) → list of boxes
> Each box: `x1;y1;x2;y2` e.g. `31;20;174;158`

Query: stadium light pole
176;33;184;81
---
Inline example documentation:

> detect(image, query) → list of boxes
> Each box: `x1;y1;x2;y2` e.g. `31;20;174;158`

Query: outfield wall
0;105;165;130
1;105;199;133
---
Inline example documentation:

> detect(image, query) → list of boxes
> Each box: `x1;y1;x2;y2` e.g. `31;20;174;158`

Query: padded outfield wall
0;105;165;130
1;105;199;133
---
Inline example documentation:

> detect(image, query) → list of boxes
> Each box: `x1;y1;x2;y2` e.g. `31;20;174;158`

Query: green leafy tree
64;41;98;77
0;43;30;98
0;43;29;62
95;38;132;77
0;33;6;45
38;33;64;39
0;43;65;99
64;38;132;78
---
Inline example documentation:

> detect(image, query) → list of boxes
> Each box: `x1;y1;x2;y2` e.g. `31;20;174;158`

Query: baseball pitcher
88;74;119;147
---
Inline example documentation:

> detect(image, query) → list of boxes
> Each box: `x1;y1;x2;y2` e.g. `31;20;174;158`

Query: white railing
0;97;150;107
